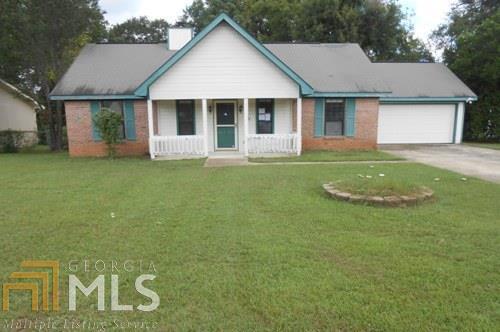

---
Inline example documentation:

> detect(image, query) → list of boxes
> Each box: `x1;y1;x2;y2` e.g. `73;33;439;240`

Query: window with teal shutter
123;101;136;140
316;98;356;137
324;99;345;136
344;98;356;137
90;101;101;141
314;98;325;137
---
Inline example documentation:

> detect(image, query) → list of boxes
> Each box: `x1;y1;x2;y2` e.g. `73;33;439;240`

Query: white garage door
377;104;455;144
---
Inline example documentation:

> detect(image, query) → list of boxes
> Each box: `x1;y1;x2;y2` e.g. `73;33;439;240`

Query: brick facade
65;97;379;157
301;98;379;150
65;100;149;157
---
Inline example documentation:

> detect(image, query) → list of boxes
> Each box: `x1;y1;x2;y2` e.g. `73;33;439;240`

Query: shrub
92;109;123;158
0;130;23;153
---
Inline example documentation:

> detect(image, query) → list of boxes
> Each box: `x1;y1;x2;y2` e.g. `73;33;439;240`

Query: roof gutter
380;96;478;104
49;94;145;101
305;92;392;98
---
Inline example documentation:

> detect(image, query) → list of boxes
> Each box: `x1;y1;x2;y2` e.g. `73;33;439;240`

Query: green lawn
464;142;500;150
0;152;499;331
250;150;402;163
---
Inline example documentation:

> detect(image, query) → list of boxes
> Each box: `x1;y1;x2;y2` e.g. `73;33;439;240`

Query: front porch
147;98;302;159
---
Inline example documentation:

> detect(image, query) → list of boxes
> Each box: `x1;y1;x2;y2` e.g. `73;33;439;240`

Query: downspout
452;103;459;144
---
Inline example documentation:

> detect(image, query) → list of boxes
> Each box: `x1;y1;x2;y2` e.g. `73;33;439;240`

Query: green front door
216;102;236;149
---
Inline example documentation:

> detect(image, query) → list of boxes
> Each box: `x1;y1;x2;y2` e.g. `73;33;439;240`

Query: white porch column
202;99;209;156
147;98;155;160
296;97;302;156
243;98;249;156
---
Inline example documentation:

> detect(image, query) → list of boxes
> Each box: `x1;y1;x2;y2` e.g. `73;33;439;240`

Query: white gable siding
0;86;37;131
150;23;299;99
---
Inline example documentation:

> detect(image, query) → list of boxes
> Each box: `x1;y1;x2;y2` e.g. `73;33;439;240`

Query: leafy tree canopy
433;1;500;141
0;0;106;150
107;17;169;43
178;0;434;62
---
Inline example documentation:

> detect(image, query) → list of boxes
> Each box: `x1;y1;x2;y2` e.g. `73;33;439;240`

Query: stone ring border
322;183;435;207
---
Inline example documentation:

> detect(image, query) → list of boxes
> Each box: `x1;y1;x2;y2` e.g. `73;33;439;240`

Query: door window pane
256;99;273;134
177;100;195;135
324;99;345;136
216;103;235;125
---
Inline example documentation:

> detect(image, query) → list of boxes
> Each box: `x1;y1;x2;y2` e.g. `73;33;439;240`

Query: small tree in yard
93;109;123;158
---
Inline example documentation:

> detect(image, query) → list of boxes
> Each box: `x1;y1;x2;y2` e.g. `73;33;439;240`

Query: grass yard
464;142;500;150
250;149;402;163
0;152;499;331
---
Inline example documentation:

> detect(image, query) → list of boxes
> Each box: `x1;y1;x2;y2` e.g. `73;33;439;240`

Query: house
49;14;476;159
0;79;39;147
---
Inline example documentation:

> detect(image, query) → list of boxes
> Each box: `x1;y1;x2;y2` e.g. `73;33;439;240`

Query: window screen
177;100;195;135
324;99;345;136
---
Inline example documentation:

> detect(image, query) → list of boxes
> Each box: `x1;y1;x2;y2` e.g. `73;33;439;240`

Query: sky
100;0;456;42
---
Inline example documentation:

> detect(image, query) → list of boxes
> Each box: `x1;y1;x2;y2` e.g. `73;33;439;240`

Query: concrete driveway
381;144;500;184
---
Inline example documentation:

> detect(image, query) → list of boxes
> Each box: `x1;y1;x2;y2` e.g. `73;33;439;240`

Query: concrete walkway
381;144;500;184
248;160;408;166
204;157;249;167
204;156;407;168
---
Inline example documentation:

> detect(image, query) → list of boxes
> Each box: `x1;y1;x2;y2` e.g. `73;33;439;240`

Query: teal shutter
123;100;136;140
90;101;101;141
314;98;325;137
344;98;356;137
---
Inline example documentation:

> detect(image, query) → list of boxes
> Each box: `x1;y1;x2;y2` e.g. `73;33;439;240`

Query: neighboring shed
0;79;40;147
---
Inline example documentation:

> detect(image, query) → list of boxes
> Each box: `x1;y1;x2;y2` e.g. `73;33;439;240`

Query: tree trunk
44;91;62;151
55;100;63;150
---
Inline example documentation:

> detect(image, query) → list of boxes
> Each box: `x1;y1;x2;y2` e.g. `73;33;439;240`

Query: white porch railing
247;134;298;154
151;135;205;157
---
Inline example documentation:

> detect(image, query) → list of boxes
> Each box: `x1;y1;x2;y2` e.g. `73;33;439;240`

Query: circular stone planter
322;183;434;207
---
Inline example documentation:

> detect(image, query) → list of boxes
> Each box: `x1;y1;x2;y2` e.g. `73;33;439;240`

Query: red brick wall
302;98;379;150
65;100;149;157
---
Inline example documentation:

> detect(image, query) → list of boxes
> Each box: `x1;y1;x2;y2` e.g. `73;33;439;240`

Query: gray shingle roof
373;63;476;98
50;42;475;99
264;43;390;94
50;44;174;96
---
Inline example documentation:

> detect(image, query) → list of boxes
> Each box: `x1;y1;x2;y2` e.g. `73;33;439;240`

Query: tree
0;0;27;84
178;0;433;62
433;1;500;141
0;0;107;151
179;0;248;33
93;109;123;158
108;17;169;43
